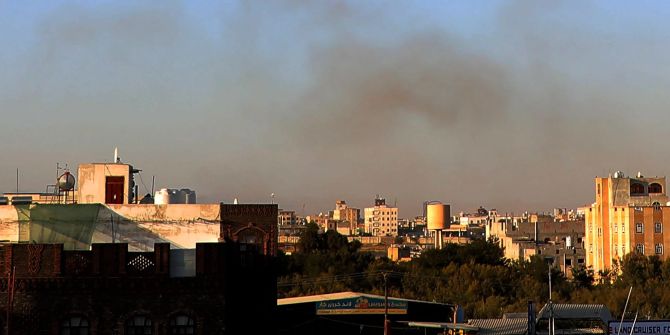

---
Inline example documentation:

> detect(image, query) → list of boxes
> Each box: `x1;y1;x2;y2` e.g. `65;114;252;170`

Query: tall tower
427;203;450;249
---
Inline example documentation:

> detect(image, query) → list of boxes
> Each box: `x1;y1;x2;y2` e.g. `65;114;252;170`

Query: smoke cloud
2;1;670;216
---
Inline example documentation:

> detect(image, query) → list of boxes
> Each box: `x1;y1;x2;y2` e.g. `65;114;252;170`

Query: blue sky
2;1;670;216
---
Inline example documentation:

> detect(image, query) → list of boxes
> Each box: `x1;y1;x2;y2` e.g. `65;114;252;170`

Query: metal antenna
616;286;633;335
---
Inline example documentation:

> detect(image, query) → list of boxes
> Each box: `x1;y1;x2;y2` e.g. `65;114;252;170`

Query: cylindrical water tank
168;189;180;203
181;189;196;204
566;236;572;248
57;172;76;191
154;188;170;205
427;203;450;230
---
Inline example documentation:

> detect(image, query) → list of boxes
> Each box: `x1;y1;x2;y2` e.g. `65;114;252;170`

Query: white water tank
154;188;170;205
427;203;450;230
566;236;572;248
154;188;197;204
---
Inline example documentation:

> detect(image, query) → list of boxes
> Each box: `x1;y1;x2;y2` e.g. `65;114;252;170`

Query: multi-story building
487;218;586;274
278;209;297;226
584;172;669;274
364;197;398;236
332;200;360;235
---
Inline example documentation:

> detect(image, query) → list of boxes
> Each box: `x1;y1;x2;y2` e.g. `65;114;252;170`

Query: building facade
584;172;669;273
364;197;398;236
331;200;360;235
0;241;274;335
278;210;297;226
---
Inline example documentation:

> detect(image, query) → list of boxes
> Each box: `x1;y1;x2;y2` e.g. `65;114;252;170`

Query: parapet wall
0;204;222;250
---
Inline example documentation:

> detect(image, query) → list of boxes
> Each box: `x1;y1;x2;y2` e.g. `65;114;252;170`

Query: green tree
571;265;594;289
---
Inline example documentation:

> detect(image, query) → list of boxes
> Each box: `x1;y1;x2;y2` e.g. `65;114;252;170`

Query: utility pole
383;272;390;335
548;268;554;335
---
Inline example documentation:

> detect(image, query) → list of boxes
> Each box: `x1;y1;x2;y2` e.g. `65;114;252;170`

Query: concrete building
364;196;398;236
278;209;297;226
331;200;360;235
77;163;139;204
584;172;670;274
487;216;585;274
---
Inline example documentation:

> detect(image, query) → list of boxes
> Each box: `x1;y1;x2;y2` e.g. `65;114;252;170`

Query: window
631;183;645;195
614;225;618;233
598;228;602;236
126;315;152;335
614;244;618;255
622;224;625;233
636;243;645;254
169;314;195;335
656;222;663;234
656;244;664;255
650;183;663;194
636;223;643;234
61;316;89;335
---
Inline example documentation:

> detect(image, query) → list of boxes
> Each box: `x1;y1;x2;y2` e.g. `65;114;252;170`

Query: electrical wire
137;172;150;195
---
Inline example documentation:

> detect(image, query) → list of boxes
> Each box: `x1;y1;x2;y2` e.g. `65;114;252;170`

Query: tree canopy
279;231;670;318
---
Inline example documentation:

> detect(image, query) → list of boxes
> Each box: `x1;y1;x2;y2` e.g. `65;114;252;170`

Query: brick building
0;241;273;335
0;203;278;335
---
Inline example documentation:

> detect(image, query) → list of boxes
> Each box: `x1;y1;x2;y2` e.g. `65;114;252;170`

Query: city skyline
3;1;670;216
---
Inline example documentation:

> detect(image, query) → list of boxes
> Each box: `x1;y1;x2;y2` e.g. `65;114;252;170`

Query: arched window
630;183;645;194
126;315;152;335
649;183;663;194
61;315;89;335
653;201;662;211
169;314;195;335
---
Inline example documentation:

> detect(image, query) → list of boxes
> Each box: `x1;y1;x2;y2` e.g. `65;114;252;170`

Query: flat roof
278;291;453;306
404;321;479;331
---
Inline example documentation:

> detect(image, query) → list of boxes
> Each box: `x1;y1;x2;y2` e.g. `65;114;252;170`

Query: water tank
427;203;450;230
566;236;572;248
181;189;196;204
154;188;170;205
57;171;76;191
168;189;180;203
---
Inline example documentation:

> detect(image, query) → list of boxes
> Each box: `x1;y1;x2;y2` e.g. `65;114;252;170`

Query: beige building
364;197;398;236
332;200;360;235
278;210;296;226
584;172;669;274
78;163;138;204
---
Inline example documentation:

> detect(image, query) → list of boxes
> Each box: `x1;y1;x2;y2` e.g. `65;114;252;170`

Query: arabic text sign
316;297;408;315
609;321;670;335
